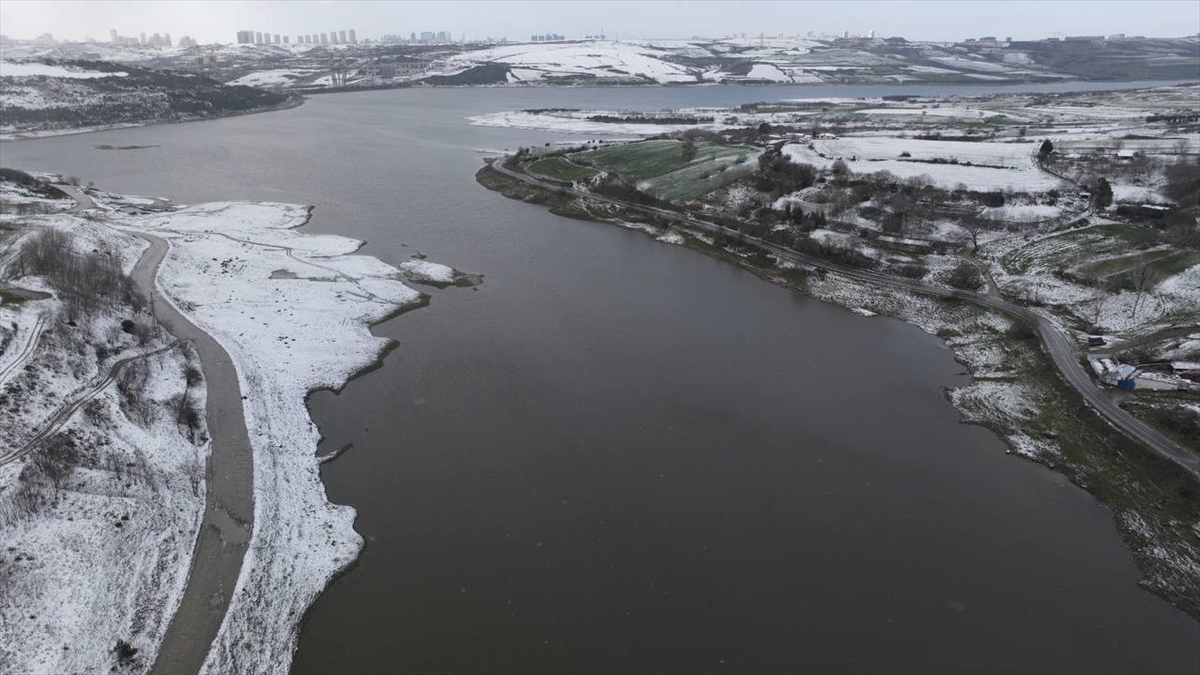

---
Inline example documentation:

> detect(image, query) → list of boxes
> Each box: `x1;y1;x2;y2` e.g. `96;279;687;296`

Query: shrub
981;191;1005;208
19;229;134;317
114;640;138;662
1005;322;1036;341
946;261;984;291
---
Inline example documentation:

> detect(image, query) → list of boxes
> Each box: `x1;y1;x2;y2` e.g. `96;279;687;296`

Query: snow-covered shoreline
107;199;429;672
0;95;304;143
2;178;463;673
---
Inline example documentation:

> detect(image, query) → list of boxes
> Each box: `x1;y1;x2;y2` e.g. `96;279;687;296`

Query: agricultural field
525;157;600;183
1001;223;1161;275
572;139;762;202
784;137;1063;192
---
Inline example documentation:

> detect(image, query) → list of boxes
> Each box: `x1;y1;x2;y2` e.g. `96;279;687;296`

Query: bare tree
1128;263;1162;319
958;213;993;254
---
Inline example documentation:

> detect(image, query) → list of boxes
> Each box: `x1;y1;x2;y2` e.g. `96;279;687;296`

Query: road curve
489;161;1200;479
54;185;255;674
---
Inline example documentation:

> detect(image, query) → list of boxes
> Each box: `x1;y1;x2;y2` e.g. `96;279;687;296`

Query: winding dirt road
54;185;254;675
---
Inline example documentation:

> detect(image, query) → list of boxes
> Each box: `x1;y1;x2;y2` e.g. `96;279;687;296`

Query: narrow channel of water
3;82;1196;673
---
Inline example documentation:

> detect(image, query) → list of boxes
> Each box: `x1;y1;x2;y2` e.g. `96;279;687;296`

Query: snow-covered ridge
0;60;128;79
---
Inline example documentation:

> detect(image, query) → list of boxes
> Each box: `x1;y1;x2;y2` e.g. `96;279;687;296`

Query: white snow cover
399;259;456;284
784;137;1063;192
225;68;316;87
744;63;793;82
449;42;698;83
981;204;1062;223
1112;183;1172;205
0;208;204;674
0;61;127;78
113;201;426;672
0;348;205;675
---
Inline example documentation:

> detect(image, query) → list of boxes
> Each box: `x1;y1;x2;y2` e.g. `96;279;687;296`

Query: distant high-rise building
348;29;356;44
140;32;147;44
110;29;118;43
274;34;281;44
178;35;196;48
283;35;289;44
338;29;347;43
165;33;172;46
255;31;263;44
237;30;254;44
331;30;340;44
320;33;328;44
411;32;417;42
421;31;435;42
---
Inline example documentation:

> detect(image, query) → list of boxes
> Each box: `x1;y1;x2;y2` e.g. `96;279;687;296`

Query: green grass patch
1150;250;1200;277
574;140;699;181
1001;223;1161;275
0;288;28;305
572;140;762;202
526;157;600;183
1123;397;1200;452
1074;248;1189;279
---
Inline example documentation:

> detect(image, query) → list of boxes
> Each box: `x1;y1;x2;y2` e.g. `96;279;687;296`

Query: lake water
3;81;1197;674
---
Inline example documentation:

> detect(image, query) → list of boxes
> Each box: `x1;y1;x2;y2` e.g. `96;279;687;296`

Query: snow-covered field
0;60;127;79
1112;183;1172;205
449;42;698;83
981;203;1063;223
984;219;1200;334
225;68;317;87
784;137;1063;191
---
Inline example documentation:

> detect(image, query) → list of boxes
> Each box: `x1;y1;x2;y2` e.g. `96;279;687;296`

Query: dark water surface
3;82;1197;674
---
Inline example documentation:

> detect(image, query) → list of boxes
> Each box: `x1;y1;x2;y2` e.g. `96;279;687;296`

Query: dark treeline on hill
588;114;716;125
0;59;290;133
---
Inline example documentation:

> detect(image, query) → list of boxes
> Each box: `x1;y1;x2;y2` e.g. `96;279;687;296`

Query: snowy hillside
0;59;291;140
10;34;1193;93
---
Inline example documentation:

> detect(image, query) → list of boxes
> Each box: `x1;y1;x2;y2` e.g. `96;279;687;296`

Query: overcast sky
1;1;1197;44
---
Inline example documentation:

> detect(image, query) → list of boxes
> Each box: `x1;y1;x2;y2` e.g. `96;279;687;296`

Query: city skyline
1;0;1197;45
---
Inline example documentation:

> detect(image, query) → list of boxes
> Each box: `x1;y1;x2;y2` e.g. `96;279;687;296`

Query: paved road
55;185;255;675
490;161;1200;479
